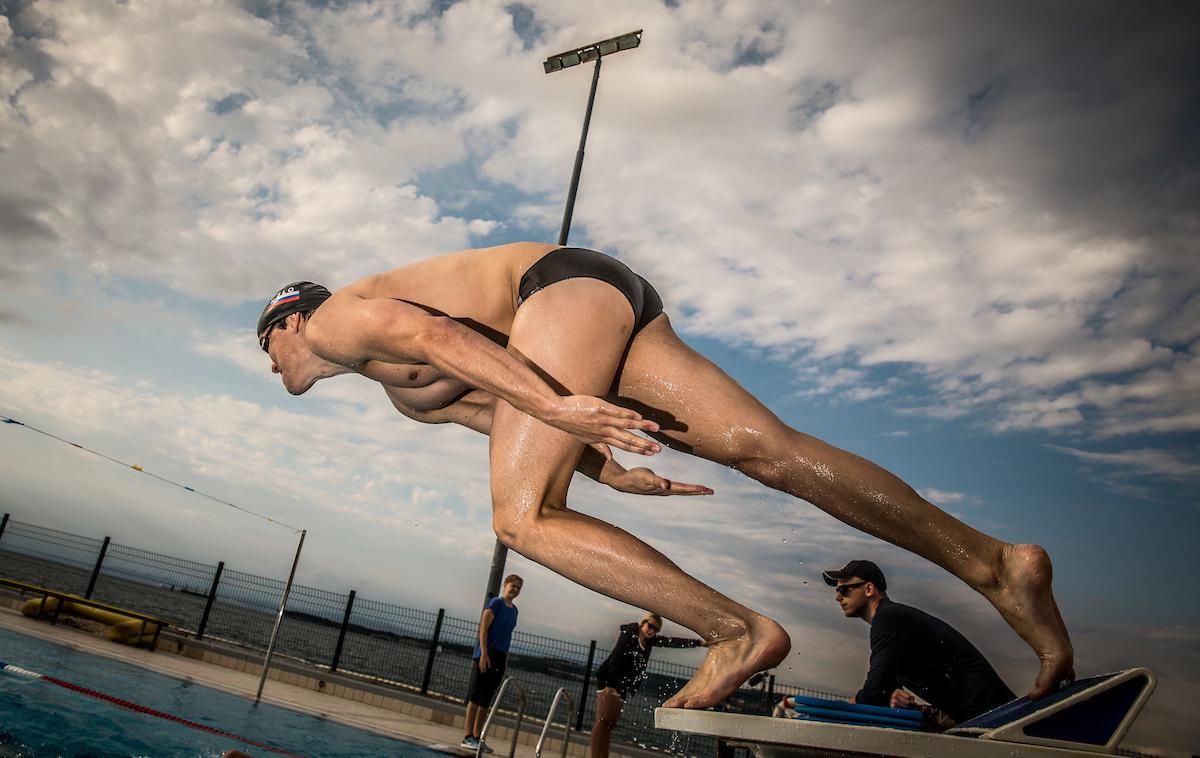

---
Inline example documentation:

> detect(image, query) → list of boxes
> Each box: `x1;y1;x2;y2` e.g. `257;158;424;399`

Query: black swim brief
517;248;664;333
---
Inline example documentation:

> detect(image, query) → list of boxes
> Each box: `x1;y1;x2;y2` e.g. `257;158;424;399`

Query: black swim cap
257;281;332;350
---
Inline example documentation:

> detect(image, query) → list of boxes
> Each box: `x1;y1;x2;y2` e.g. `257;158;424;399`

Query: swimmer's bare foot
663;615;790;709
987;544;1074;700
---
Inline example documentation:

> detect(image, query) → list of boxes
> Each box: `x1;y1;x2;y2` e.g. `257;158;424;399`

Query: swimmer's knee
491;508;522;548
491;497;559;549
729;429;796;477
730;427;807;487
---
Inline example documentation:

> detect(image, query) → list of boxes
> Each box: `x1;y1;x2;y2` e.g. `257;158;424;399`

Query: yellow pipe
20;596;159;645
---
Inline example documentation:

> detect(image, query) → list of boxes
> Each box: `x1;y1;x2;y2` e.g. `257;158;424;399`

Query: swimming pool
0;626;444;757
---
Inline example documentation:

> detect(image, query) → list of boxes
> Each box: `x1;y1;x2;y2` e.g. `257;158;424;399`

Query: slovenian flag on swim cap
268;288;301;311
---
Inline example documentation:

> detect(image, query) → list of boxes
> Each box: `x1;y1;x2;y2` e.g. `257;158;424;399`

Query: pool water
0;626;444;757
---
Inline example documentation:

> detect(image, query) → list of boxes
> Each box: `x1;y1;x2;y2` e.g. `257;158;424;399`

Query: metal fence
0;513;845;755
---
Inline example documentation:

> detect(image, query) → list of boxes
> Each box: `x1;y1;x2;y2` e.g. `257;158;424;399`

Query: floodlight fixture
543;30;642;74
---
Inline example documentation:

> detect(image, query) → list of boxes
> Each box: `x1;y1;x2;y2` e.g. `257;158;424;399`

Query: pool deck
0;606;629;758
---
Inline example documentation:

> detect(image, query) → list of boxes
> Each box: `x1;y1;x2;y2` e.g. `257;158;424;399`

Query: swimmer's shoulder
332;243;554;297
303;291;427;365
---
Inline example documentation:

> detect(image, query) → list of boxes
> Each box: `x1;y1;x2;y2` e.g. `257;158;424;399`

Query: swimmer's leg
489;280;790;708
616;315;1073;700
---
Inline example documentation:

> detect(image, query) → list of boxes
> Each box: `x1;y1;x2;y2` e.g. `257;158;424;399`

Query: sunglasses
834;582;868;597
643;622;660;632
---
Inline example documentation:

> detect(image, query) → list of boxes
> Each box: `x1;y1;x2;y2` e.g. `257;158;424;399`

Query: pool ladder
478;678;575;758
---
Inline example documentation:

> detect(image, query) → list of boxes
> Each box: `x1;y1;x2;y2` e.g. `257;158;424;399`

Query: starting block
949;668;1155;753
655;668;1155;758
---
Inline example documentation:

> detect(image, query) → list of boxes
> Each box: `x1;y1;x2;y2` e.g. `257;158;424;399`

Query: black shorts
466;649;508;707
517;248;664;334
594;671;631;701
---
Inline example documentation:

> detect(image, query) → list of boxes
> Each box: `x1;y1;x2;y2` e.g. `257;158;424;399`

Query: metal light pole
557;53;602;245
549;30;643;245
482;29;643;604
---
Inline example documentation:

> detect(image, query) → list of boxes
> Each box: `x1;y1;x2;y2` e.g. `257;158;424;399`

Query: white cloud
4;0;1194;438
1050;445;1200;482
918;488;981;508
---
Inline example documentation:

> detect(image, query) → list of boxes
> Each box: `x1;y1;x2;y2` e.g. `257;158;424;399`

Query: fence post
0;513;8;543
330;590;357;673
421;608;445;695
84;536;110;599
196;561;224;640
575;639;597;731
767;674;776;710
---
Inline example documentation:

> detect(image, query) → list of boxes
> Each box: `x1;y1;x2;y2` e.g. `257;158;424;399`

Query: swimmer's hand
605;465;714;497
551;395;661;455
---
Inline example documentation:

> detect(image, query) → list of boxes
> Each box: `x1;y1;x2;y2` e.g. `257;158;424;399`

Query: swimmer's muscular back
311;242;558;417
344;242;557;331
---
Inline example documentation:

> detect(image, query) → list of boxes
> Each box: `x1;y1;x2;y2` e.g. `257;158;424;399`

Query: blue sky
0;1;1197;754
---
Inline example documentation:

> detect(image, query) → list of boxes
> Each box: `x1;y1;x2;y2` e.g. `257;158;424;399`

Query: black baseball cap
822;560;887;592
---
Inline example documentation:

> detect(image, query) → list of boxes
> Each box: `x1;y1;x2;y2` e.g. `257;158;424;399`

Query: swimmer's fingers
609;467;714;497
662;478;715;496
602;428;661;456
554;396;661;455
589;442;614;462
593;400;661;450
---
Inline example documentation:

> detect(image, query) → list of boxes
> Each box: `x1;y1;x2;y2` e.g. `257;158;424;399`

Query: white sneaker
461;737;480;750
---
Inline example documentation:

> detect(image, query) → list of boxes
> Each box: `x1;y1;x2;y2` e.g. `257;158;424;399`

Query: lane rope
1;415;302;533
2;660;308;757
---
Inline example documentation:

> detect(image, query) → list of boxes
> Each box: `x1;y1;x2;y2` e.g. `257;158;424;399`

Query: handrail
478;676;527;758
535;687;576;758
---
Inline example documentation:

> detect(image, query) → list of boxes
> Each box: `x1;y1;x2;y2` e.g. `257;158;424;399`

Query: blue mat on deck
788;694;922;731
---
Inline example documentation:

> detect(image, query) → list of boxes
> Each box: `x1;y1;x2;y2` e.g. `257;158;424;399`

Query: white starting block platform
656;668;1155;758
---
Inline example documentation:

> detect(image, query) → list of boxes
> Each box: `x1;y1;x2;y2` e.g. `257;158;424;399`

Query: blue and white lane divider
1;659;308;757
1;660;43;678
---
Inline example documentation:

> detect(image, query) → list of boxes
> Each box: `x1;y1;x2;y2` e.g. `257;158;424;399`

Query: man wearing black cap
824;560;1015;726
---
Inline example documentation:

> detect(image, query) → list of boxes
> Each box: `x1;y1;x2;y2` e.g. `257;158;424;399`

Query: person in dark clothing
823;560;1015;727
590;613;707;758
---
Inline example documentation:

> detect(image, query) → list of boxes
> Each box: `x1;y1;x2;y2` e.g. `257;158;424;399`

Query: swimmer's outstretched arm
391;387;712;497
310;296;661;455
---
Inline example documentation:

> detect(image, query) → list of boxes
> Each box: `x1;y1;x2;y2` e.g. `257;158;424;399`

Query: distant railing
0;513;846;755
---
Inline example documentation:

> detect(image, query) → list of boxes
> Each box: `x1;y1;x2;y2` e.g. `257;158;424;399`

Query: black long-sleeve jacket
856;598;1014;723
596;623;700;698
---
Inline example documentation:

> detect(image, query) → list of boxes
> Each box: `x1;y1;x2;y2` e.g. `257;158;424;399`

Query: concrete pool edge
0;604;661;758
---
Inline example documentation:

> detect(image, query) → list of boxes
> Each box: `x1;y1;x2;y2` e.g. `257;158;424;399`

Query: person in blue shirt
462;574;523;751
